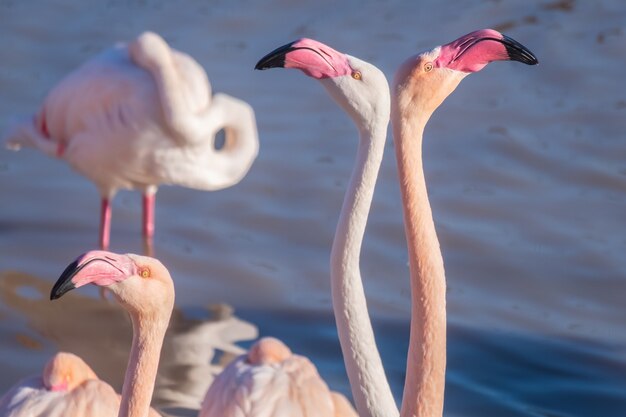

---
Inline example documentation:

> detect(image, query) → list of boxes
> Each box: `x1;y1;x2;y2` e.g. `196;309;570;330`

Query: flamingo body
4;32;259;248
199;337;356;417
0;352;160;417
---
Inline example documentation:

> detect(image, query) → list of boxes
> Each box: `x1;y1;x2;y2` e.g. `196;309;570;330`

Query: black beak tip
50;259;80;300
255;41;296;71
502;35;539;66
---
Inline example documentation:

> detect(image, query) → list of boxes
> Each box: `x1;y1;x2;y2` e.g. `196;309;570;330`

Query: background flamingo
388;30;537;417
3;31;259;249
0;351;160;416
252;38;393;416
199;336;356;417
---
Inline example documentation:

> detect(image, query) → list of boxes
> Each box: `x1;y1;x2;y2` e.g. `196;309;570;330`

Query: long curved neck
392;106;446;417
118;311;169;417
330;122;399;417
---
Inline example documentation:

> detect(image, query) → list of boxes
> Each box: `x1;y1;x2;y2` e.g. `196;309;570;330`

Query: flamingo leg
142;190;156;243
99;198;112;250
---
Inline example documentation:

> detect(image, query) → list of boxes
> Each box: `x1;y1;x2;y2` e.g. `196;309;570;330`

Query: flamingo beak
255;41;297;70
499;35;538;65
50;251;134;300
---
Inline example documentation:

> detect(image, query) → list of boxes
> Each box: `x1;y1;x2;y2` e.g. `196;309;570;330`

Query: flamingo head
51;251;174;318
43;352;98;392
256;38;390;128
393;29;538;115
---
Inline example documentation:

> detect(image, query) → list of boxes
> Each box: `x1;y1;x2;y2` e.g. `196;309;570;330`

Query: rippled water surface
0;0;625;416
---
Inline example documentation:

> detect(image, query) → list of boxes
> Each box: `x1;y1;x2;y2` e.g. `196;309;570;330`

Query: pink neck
118;312;168;417
100;198;111;250
392;109;446;417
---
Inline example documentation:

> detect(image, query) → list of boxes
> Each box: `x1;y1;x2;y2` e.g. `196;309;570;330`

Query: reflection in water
0;271;257;416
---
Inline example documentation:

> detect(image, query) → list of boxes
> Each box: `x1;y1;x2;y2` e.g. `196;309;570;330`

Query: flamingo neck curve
330;119;399;417
118;310;170;417
391;99;447;417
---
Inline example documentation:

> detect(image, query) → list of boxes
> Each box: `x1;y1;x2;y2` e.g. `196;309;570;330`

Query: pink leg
142;191;156;242
99;198;111;250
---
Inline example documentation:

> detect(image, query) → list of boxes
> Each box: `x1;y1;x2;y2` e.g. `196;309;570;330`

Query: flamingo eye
351;70;362;80
139;268;151;279
424;62;434;72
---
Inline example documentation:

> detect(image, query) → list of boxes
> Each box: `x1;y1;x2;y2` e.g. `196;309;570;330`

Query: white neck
392;101;446;417
330;122;399;417
118;311;169;417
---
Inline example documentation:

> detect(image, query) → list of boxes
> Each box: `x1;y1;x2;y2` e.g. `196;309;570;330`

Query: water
0;0;625;416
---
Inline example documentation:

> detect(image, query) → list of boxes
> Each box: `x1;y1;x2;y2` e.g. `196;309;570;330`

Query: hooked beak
50;251;133;300
500;34;538;65
255;41;297;70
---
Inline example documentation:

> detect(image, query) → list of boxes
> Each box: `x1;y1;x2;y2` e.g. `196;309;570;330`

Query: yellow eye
140;268;150;279
424;62;434;72
351;70;362;80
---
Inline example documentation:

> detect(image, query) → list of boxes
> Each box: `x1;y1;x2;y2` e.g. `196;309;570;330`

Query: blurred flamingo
3;32;259;249
0;351;160;416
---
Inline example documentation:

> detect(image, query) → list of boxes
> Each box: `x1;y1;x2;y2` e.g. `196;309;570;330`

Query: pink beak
255;38;353;79
50;251;135;300
436;28;538;73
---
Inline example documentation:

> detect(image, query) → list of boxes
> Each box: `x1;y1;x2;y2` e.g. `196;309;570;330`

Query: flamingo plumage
3;31;259;249
50;251;175;417
49;250;353;417
390;29;537;417
254;38;393;417
199;337;357;417
202;36;393;417
0;351;160;417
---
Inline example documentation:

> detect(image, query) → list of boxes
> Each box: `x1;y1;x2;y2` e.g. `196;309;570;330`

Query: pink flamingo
4;32;259;249
390;29;536;417
0;351;160;416
50;250;175;417
200;37;393;417
254;38;395;416
48;251;354;417
255;30;537;417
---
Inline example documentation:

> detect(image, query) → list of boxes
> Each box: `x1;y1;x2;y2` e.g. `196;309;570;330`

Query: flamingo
0;351;161;416
50;250;175;417
3;31;259;249
255;30;537;417
254;38;394;417
200;37;393;417
48;251;353;417
390;29;537;417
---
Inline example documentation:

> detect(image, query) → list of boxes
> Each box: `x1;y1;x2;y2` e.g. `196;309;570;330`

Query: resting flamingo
49;251;353;417
255;30;537;417
0;351;160;416
3;31;259;249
